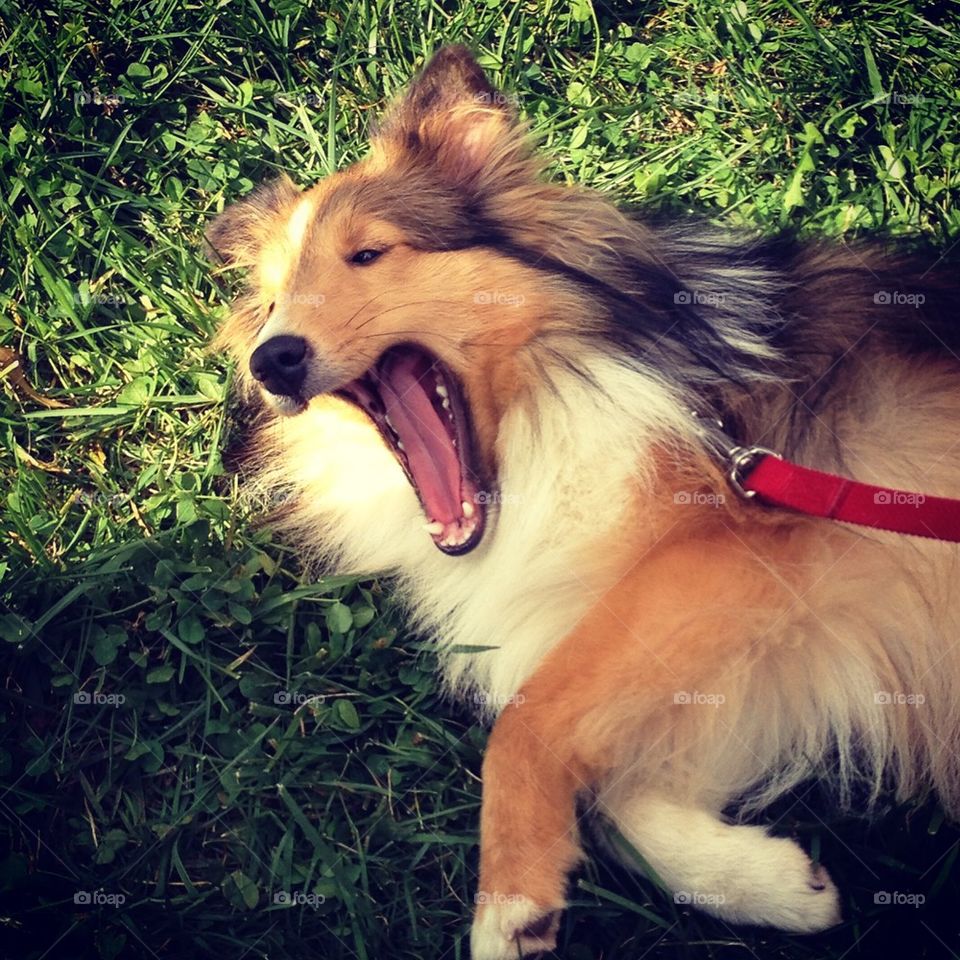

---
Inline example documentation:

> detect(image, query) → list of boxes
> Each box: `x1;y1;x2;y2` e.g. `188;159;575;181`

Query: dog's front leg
469;529;823;959
470;688;594;959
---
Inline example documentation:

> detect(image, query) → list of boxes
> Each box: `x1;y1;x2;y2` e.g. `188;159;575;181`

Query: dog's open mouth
335;344;486;555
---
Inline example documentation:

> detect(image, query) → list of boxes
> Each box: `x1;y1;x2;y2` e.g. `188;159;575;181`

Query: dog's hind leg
597;791;841;933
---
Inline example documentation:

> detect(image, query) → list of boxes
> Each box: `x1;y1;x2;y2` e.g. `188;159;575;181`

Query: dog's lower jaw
263;391;307;416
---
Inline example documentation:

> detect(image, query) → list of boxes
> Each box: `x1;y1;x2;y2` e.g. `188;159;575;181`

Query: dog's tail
790;238;959;357
874;249;960;356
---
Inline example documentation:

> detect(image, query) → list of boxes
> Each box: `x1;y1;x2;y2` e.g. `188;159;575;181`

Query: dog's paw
749;852;841;933
603;795;842;935
689;832;842;933
470;895;562;960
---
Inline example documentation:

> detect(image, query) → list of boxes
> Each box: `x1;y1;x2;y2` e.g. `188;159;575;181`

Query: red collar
727;445;960;542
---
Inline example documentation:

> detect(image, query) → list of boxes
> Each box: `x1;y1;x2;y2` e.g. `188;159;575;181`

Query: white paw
470;895;562;960
678;830;842;933
600;795;842;935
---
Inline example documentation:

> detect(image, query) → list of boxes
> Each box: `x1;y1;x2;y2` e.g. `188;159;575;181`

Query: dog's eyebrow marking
314;175;498;251
286;196;315;249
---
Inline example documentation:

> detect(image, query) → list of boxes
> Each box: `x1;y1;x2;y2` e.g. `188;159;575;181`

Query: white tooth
435;383;448;398
424;521;444;536
385;414;397;432
397;441;406;451
462;499;475;518
442;398;451;410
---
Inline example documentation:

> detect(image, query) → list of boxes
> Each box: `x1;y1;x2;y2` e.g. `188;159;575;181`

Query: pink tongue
378;354;462;525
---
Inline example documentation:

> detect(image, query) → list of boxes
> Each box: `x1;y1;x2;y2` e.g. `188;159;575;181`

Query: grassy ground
1;1;959;958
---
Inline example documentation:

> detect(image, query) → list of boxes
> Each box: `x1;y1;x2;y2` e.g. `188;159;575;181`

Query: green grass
1;1;959;958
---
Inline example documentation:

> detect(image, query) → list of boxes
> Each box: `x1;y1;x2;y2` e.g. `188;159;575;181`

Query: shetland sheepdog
207;45;960;960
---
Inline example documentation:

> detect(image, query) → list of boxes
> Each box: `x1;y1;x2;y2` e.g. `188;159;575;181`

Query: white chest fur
257;354;693;716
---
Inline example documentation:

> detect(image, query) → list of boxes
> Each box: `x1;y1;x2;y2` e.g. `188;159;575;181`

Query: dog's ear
390;44;507;120
372;45;531;193
204;176;301;269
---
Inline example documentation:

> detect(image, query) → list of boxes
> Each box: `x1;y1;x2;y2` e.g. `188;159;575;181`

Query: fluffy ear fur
204;175;301;268
370;45;534;198
384;44;506;120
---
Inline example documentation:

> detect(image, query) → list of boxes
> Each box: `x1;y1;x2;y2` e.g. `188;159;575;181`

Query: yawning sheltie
206;45;960;959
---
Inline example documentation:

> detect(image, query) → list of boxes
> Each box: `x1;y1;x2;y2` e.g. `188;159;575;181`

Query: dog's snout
250;335;309;396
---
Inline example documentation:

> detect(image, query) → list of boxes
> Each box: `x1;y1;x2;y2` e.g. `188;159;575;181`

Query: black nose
249;336;309;396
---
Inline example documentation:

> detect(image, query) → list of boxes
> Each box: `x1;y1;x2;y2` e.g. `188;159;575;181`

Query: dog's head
208;46;668;556
207;46;574;555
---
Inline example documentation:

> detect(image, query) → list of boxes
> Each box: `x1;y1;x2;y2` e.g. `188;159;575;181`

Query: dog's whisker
353;299;462;332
